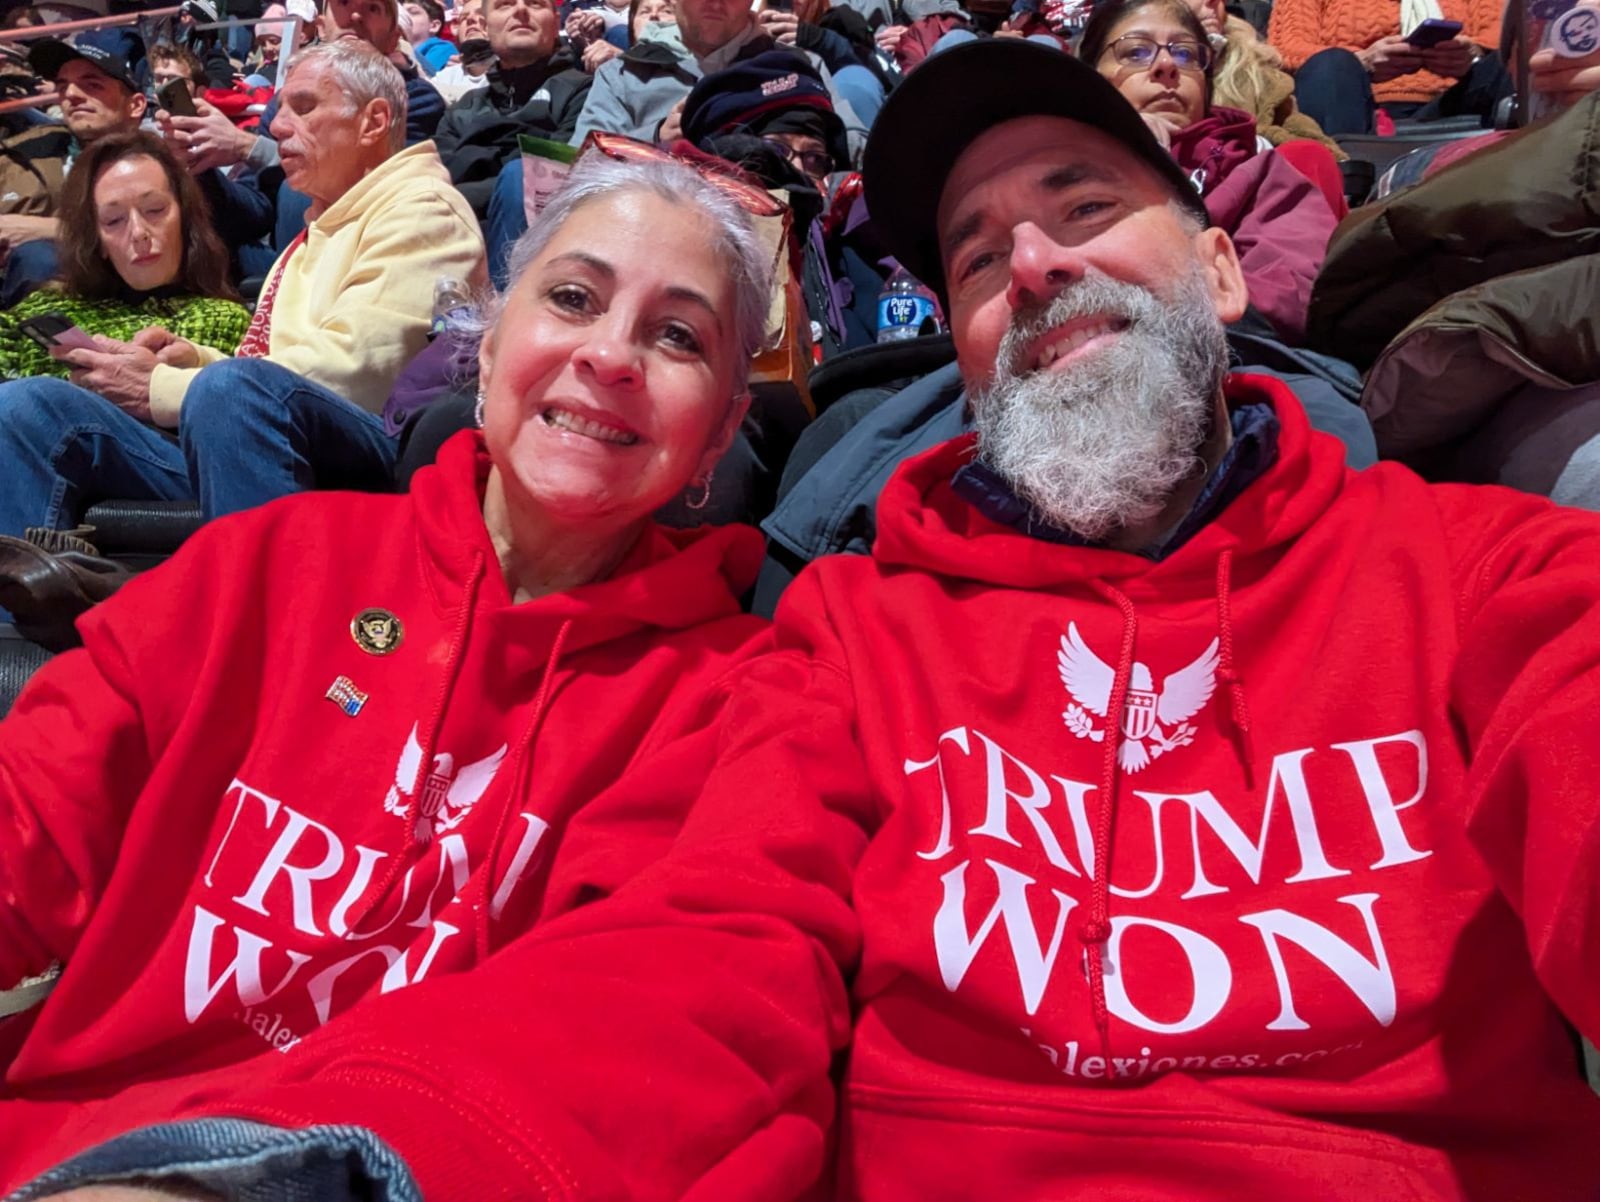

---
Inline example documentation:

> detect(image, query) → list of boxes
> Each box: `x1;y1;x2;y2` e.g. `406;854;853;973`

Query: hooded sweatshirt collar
873;374;1348;595
311;141;445;234
1167;105;1259;197
951;401;1280;560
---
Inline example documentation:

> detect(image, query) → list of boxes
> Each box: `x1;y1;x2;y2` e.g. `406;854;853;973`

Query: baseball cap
862;37;1209;298
27;38;139;92
682;51;849;172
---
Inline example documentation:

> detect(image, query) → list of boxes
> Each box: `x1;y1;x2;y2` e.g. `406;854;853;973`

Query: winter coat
1267;0;1502;104
433;53;593;216
148;141;487;426
1308;91;1600;370
1169;107;1339;344
0;430;770;1193
0;115;70;218
1212;17;1342;154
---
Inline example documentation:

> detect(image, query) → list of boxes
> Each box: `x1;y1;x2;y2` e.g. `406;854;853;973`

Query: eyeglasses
762;138;833;179
1103;33;1211;72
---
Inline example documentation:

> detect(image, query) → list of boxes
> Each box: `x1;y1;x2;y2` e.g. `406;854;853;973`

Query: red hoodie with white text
0;430;769;1191
14;377;1599;1200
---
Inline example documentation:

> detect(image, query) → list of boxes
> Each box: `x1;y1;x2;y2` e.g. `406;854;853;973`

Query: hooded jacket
147;141;486;426
433;50;593;216
0;431;769;1191
79;372;1600;1200
1168;106;1337;344
732;373;1600;1199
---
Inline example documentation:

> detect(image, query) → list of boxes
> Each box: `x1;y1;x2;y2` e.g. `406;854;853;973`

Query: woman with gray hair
0;150;782;1199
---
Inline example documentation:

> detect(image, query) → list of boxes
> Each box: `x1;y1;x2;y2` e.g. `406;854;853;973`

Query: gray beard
972;266;1231;544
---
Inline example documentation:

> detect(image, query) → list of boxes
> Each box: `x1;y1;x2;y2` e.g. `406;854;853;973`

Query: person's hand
1140;110;1182;148
1530;0;1600;105
159;98;257;175
756;7;801;43
993;21;1026;37
582;38;622;70
564;9;605;41
1357;34;1425;82
1420;34;1476;79
133;325;203;370
657;99;686;144
0;211;56;247
874;22;906;53
55;335;163;420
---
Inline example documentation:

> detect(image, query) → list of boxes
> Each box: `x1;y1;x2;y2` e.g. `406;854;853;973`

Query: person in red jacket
1079;0;1338;344
12;41;1600;1202
0;148;778;1197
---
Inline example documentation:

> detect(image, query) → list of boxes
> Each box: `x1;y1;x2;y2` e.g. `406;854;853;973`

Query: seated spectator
0;150;780;1199
147;40;208;102
405;0;459;71
569;0;863;150
1080;0;1338;343
432;0;592;215
1182;0;1341;152
0;42;485;555
1;41;146;308
0;131;249;385
245;2;293;82
1268;0;1508;134
429;0;496;98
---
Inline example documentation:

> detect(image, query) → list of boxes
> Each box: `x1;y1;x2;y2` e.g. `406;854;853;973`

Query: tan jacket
149;141;486;427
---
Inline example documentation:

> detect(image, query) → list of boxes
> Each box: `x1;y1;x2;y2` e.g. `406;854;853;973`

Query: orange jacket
1268;0;1501;104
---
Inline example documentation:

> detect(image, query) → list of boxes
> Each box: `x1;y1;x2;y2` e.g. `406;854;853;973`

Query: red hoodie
10;379;1596;1199
0;431;769;1190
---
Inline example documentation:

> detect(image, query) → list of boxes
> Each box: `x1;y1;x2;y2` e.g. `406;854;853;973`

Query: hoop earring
686;472;713;511
474;385;486;428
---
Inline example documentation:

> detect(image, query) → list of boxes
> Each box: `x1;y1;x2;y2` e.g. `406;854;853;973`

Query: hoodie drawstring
345;554;488;933
1213;549;1257;789
1082;579;1137;1065
474;616;572;959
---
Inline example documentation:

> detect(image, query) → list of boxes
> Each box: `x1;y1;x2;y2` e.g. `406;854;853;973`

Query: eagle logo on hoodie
382;723;510;844
1058;623;1220;773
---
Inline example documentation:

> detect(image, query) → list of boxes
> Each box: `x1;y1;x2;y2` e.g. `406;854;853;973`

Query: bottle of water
876;267;941;344
430;276;475;342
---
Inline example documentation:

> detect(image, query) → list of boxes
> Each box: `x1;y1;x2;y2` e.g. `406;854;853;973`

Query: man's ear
1193;225;1249;325
127;88;148;121
359;96;395;147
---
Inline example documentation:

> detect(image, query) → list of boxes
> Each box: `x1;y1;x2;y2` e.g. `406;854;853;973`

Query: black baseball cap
27;38;140;92
862;38;1210;299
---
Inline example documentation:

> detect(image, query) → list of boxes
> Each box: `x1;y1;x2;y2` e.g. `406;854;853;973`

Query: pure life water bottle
876;267;942;343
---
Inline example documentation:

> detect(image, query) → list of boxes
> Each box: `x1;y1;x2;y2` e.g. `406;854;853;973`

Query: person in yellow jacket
0;39;486;539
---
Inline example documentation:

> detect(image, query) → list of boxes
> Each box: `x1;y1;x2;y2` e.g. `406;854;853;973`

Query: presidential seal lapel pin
351;608;404;656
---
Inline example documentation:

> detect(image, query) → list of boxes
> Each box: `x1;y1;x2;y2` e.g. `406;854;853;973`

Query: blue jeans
0;360;396;538
1293;47;1374;135
485;158;528;290
832;63;885;131
1;239;62;310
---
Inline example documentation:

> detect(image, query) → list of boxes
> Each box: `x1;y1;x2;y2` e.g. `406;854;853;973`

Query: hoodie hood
312;141;453;234
1167;105;1259;197
871;373;1349;596
411;430;762;657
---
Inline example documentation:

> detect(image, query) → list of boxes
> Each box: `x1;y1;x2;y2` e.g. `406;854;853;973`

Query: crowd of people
0;0;1597;1194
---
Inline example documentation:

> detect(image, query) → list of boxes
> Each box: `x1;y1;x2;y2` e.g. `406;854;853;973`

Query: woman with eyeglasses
0;148;784;1200
1080;0;1341;344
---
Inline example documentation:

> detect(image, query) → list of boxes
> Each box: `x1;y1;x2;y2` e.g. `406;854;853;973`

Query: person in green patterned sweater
0;131;248;383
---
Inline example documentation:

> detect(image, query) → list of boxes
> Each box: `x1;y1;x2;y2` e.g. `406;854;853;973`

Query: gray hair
284;40;408;154
489;153;776;391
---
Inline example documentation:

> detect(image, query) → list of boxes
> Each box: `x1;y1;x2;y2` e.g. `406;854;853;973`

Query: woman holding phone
0;131;249;383
1266;0;1507;133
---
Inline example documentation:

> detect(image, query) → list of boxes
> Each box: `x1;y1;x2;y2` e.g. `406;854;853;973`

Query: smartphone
1406;17;1464;47
158;77;198;117
17;313;99;355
